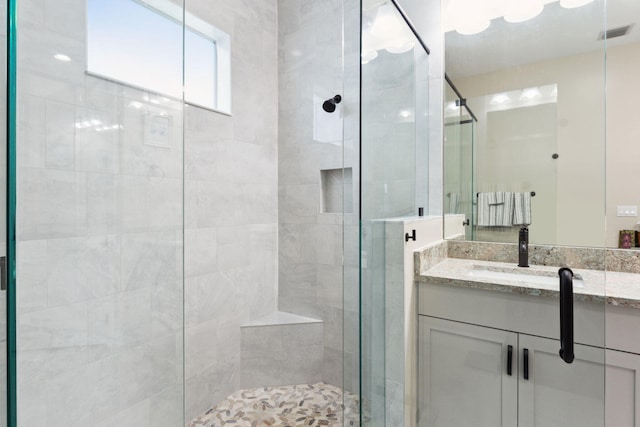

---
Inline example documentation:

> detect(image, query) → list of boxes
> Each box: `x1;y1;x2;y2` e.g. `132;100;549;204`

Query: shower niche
321;168;353;214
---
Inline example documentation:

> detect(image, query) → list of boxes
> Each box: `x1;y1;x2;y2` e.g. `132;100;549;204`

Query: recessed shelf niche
321;168;353;214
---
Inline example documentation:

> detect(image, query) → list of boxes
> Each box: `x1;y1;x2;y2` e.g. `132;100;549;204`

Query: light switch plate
617;206;638;217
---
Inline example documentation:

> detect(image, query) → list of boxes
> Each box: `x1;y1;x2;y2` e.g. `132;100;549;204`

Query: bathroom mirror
444;0;640;248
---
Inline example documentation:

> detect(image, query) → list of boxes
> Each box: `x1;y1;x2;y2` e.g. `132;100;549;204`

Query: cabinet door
418;316;518;427
605;349;640;427
518;334;605;427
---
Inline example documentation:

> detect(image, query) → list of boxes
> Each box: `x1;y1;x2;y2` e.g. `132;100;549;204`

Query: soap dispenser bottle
518;227;529;268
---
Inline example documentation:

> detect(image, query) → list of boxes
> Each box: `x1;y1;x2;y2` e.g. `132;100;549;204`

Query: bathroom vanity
416;241;640;427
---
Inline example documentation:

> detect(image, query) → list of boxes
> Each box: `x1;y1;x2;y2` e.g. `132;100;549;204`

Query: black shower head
322;94;342;113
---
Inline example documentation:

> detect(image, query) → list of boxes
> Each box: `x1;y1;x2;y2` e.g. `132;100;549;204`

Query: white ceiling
445;0;640;78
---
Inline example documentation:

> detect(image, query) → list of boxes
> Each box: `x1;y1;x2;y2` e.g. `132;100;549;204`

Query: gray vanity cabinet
518;334;604;427
605;349;640;427
419;316;615;427
418;278;640;427
418;316;518;427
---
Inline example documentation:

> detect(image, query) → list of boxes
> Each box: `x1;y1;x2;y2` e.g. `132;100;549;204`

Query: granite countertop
418;257;640;308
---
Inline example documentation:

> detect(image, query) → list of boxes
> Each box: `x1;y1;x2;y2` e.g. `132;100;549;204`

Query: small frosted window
87;0;231;113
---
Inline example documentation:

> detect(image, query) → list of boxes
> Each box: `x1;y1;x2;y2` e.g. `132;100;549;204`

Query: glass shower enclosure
3;0;360;426
360;1;431;425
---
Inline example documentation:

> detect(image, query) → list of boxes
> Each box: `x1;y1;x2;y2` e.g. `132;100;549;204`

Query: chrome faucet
518;227;529;267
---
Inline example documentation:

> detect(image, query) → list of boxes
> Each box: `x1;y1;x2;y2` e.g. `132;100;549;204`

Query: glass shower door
2;0;11;425
13;1;186;425
360;1;430;425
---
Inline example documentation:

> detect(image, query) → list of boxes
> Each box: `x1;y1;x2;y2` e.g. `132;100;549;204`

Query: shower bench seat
239;311;324;388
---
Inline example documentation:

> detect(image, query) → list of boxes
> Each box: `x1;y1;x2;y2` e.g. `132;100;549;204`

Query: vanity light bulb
361;50;378;64
385;40;415;54
504;2;544;23
490;93;511;105
456;19;491;35
521;87;542;100
559;0;594;8
370;4;402;37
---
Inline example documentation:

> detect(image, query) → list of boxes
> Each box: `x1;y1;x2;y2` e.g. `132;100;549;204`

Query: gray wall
16;0;185;426
183;0;279;421
14;0;280;425
277;0;351;389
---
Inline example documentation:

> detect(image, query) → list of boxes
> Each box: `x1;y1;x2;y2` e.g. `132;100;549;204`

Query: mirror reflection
445;0;640;248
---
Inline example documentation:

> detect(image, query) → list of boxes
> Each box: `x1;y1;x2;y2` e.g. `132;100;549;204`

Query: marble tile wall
16;0;185;426
360;221;387;425
240;322;324;389
383;222;407;427
15;0;353;425
277;0;355;393
182;0;279;421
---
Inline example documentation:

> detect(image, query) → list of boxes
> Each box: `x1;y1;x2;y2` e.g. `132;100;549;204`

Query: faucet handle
518;227;529;268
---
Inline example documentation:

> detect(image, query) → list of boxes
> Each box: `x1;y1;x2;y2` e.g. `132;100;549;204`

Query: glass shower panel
343;0;363;423
361;2;429;425
15;1;185;425
1;0;9;425
180;0;354;426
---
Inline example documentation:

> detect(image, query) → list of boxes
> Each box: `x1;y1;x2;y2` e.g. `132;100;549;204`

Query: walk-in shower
4;0;361;425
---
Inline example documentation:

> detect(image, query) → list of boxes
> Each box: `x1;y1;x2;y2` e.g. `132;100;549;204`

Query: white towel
477;192;513;226
499;192;514;226
513;192;532;225
477;193;491;226
491;192;505;206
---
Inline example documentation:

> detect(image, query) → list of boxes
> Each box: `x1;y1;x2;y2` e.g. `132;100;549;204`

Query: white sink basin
467;266;585;288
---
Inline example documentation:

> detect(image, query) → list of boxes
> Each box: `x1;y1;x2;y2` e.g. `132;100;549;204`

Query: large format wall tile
182;0;280;421
16;2;185;425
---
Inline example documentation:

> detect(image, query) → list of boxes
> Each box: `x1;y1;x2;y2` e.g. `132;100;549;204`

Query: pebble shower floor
187;382;360;426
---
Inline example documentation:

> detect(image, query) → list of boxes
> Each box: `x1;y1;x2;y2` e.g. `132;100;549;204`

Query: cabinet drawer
418;281;605;347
